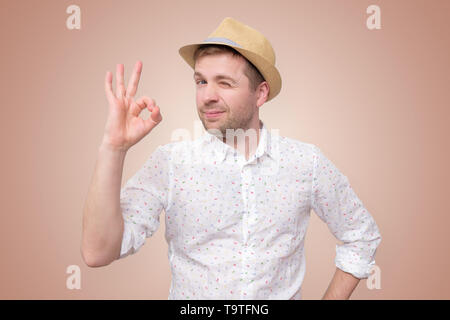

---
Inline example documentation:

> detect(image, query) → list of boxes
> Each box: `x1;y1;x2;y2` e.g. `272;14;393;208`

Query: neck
222;119;263;160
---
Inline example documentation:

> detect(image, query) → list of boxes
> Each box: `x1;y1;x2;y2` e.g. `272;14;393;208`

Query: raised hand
102;61;162;152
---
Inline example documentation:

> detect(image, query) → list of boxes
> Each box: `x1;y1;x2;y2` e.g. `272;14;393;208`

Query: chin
205;123;222;133
202;121;224;135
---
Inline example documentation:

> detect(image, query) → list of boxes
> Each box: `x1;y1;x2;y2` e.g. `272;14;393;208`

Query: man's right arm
81;143;126;267
81;61;162;267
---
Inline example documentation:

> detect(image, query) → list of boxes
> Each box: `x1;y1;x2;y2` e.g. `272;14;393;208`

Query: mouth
204;110;225;119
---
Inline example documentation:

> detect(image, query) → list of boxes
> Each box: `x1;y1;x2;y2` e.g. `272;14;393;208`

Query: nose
202;83;220;105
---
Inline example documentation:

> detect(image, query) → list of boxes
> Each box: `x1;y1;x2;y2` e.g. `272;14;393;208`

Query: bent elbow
81;247;113;268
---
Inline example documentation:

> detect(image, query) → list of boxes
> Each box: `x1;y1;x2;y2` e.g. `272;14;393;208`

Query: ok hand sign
102;61;162;152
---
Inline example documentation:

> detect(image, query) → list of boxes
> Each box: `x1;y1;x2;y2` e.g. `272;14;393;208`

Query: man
81;17;381;300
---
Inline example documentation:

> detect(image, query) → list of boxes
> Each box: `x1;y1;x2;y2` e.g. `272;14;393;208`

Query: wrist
99;141;128;156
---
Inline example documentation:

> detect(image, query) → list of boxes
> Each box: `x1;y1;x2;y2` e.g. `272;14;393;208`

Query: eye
220;82;231;87
196;80;206;85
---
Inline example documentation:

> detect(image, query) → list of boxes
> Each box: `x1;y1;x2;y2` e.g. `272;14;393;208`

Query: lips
204;110;225;114
204;110;225;119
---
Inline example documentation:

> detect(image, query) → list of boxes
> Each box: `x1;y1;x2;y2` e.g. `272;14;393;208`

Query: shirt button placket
241;165;250;243
240;164;253;299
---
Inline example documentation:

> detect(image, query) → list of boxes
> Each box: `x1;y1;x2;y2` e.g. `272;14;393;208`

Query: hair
193;44;265;92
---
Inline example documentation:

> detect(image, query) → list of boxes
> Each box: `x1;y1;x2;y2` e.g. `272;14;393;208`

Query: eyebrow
193;71;238;83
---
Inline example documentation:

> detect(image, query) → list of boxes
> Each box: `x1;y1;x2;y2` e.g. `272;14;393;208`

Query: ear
256;81;270;107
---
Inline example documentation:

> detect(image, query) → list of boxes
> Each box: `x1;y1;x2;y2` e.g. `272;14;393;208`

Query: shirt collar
199;120;278;164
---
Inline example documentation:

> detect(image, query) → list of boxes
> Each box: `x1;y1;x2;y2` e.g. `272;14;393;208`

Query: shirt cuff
118;222;146;260
334;244;378;279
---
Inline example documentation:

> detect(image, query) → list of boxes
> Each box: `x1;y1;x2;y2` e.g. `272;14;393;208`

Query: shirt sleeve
310;145;382;279
118;145;170;259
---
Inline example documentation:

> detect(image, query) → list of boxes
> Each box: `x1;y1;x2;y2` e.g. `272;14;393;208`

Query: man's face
194;52;259;137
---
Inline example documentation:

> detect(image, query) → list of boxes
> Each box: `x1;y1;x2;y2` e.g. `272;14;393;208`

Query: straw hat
179;17;282;102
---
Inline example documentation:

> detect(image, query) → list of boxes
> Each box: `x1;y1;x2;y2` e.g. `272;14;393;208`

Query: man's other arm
322;267;361;300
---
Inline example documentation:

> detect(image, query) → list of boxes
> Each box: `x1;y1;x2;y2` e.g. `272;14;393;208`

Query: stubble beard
200;108;255;142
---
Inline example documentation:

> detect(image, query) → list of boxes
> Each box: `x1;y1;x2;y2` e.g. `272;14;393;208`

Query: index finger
125;60;143;98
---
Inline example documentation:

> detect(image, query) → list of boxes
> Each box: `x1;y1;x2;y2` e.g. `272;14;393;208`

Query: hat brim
179;42;281;102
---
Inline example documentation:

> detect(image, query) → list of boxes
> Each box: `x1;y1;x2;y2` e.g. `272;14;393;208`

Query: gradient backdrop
1;0;449;299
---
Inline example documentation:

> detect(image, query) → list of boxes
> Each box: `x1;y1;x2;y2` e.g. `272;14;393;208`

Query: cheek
195;92;205;110
228;92;254;114
221;90;244;108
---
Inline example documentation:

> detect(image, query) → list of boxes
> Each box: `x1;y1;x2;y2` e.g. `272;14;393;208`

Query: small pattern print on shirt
118;120;382;299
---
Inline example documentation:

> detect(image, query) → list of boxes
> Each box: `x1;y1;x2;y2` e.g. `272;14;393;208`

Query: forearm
81;143;127;267
322;267;361;300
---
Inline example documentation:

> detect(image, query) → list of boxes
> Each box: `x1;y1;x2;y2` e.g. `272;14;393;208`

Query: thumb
148;104;162;123
144;105;162;130
138;97;162;132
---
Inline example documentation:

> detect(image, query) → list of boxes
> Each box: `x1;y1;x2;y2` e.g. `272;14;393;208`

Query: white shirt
118;120;382;299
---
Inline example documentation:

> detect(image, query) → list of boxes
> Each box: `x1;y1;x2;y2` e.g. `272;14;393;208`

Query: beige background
1;0;449;299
